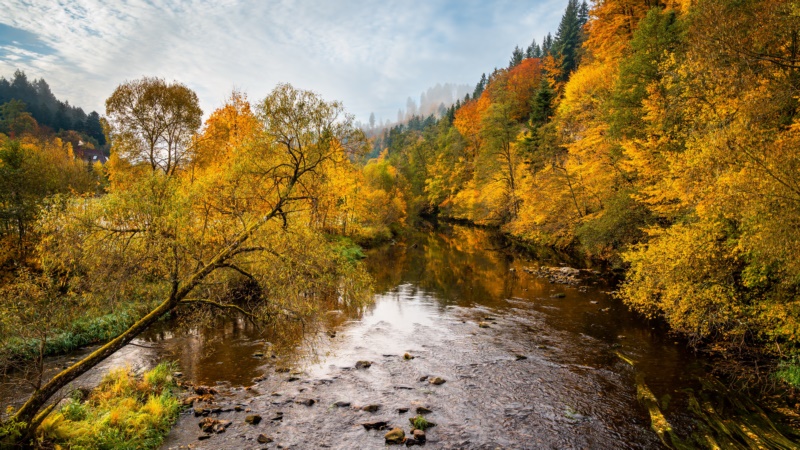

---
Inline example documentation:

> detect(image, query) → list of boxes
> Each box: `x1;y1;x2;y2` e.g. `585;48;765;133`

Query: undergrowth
775;358;800;389
37;362;181;450
2;310;136;365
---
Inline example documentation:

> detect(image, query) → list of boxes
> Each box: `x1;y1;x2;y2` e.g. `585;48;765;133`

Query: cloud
0;0;565;121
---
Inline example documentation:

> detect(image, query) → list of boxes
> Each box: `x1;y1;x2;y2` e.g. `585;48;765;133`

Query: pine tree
509;45;524;68
526;39;542;58
473;73;487;99
542;33;554;55
553;0;582;79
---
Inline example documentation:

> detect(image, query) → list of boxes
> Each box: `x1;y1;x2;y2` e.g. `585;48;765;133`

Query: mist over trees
363;82;472;132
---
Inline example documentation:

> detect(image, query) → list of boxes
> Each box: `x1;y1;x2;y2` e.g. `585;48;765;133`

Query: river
3;224;799;449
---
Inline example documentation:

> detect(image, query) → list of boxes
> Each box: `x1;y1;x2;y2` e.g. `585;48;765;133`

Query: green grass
37;362;182;450
775;358;800;388
327;235;367;263
409;414;434;431
1;310;137;364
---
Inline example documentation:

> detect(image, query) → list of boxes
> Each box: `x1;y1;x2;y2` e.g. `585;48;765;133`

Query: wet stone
385;427;405;445
193;386;217;395
398;407;410;413
333;401;351;407
198;434;211;441
355;360;372;369
362;421;388;430
413;429;426;442
416;406;432;414
478;322;491;328
296;398;315;406
257;434;273;444
362;404;380;412
429;377;446;385
245;414;262;425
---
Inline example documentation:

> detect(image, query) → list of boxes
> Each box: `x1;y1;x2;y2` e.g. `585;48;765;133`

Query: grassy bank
1;309;138;367
36;362;181;449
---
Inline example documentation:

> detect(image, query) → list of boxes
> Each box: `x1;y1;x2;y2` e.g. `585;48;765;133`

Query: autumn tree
0;84;370;445
105;77;202;176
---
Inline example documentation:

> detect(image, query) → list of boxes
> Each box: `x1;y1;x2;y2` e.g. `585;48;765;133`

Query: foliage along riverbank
365;0;800;389
34;362;181;450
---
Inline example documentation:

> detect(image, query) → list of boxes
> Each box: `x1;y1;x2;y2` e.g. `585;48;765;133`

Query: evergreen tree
553;0;582;78
530;78;556;126
542;33;554;55
509;45;524;68
578;0;589;26
473;73;487;99
526;39;542;58
85;111;106;146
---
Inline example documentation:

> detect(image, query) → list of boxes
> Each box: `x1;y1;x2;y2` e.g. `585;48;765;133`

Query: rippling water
3;224;798;449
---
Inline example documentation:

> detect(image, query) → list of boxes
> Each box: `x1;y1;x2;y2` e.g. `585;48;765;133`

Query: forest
1;0;800;447
375;0;800;375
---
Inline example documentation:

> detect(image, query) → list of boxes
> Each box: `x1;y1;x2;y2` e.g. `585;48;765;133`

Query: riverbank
157;225;800;448
436;215;800;394
4;225;799;448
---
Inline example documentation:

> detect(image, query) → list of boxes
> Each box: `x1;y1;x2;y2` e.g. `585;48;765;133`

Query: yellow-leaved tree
0;82;372;445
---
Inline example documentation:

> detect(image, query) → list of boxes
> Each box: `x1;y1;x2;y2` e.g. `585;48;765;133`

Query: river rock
212;420;231;433
413;429;426;443
198;434;211;441
429;377;446;385
403;353;414;360
257;434;273;444
355;360;372;369
296;398;315;406
270;412;284;421
362;421;388;430
415;406;432;414
551;293;566;298
478;322;490;328
194;385;217;395
245;414;262;425
384;427;405;444
398;407;409;413
198;418;231;434
333;401;351;407
362;404;380;412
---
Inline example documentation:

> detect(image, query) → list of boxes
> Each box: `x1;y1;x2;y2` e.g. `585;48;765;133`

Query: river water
3;224;799;449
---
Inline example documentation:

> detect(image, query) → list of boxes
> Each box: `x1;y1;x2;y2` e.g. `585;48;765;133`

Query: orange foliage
584;0;656;63
453;94;490;160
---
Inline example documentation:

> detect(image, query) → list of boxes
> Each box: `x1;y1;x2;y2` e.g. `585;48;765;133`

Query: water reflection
4;223;799;448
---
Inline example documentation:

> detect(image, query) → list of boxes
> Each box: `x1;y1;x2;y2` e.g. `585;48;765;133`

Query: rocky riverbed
5;224;798;449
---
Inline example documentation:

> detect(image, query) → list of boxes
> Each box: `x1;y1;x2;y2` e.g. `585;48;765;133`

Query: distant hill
0;70;105;146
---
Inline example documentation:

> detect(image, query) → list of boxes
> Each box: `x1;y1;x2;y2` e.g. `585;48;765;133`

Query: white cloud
0;0;565;121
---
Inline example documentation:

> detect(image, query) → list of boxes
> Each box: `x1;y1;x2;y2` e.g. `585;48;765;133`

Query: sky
0;0;566;124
